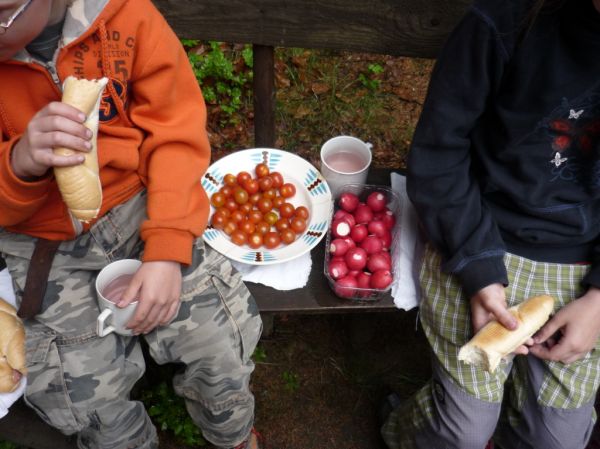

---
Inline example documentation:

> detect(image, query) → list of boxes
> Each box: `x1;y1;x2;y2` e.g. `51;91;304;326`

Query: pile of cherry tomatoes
210;163;309;249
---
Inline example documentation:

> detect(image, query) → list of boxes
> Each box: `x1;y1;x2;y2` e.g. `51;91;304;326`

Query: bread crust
458;295;554;373
0;298;26;392
53;76;108;223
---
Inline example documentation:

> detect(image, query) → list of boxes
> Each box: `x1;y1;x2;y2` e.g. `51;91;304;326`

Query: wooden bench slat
152;0;469;58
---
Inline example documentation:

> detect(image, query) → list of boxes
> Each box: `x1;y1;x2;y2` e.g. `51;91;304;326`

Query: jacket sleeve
129;15;211;265
406;6;510;298
0;135;53;226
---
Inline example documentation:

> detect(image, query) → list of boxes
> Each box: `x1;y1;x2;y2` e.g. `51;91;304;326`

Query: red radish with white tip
344;247;368;271
353;204;374;224
366;191;387;212
328;258;349;280
342;236;356;249
332;219;351;238
330;238;351;256
350;224;368;243
370;269;393;289
360;235;383;255
356;271;372;289
333;210;356;227
367;252;392;272
380;231;393;250
367;220;388;238
381;210;396;229
338;192;360;212
334;275;358;299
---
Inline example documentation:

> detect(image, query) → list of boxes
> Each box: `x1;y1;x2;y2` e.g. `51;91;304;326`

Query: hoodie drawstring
98;19;133;127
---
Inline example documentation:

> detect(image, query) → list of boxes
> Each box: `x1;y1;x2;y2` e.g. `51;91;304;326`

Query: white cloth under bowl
231;251;312;290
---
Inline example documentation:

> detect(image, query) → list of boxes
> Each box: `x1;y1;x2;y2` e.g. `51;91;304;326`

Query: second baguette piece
53;76;108;223
458;295;554;373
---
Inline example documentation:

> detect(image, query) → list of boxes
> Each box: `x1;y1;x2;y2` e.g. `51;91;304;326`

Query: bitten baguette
0;298;26;393
458;295;554;373
53;76;108;223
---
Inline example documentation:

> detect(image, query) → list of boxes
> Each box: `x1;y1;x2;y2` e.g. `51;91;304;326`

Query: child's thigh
147;240;262;368
418;247;509;403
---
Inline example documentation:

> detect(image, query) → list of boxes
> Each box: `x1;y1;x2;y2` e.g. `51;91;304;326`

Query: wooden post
252;44;276;148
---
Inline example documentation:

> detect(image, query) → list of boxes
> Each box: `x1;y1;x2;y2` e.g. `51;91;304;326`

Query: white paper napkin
390;173;422;310
0;267;26;419
231;251;312;290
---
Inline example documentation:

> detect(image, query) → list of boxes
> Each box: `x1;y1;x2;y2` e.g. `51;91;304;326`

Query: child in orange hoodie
0;1;263;448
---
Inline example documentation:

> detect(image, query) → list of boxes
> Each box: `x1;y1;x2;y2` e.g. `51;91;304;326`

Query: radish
370;269;393;289
367;252;392;272
350;224;368;243
338;192;360;212
328;258;349;280
342;236;356;249
367;220;388;238
355;271;372;289
331;219;351;238
329;238;351;256
381;210;396;229
353;204;374;224
366;191;387;212
360;235;383;255
334;275;358;299
344;247;368;271
333;209;356;227
380;231;393;250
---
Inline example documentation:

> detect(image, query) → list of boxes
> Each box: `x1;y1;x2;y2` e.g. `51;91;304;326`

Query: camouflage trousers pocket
24;332;82;434
209;268;262;364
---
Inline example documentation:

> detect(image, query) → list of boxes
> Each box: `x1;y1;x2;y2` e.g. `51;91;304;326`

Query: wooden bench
0;1;471;447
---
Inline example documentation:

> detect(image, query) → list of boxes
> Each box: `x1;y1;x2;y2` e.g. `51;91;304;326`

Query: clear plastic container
323;184;401;301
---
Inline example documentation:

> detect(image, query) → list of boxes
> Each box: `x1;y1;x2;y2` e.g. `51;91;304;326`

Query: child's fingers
41;101;87;123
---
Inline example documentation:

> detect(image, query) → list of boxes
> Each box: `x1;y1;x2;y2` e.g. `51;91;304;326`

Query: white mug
95;259;142;337
320;135;372;199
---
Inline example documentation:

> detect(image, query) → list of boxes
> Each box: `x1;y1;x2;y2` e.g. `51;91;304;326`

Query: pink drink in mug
102;274;136;304
324;151;368;173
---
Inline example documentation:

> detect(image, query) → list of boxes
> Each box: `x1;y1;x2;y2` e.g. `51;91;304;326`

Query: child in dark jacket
382;0;600;448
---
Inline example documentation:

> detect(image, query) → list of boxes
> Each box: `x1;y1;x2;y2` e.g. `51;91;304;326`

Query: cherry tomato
263;211;278;226
242;178;259;195
256;221;271;235
219;185;234;197
290;217;307;234
230;229;247;246
255;163;270;178
249;192;261;205
262;188;277;200
280;182;296;198
239;202;253;215
257;198;273;214
236;171;252;185
279;202;295;218
211;213;227;230
275;218;290;232
258;176;274;192
270;171;284;188
263;231;281;249
214;207;230;218
223;173;237;187
238;219;256;235
248;209;263;224
294;206;309;220
280;228;296;244
248;232;263;249
223;220;237;236
224;198;238;212
233;187;249;205
210;192;226;208
229;210;245;223
272;196;285;209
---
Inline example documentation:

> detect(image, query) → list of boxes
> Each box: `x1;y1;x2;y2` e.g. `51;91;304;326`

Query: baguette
0;298;26;393
53;76;108;223
458;295;554;373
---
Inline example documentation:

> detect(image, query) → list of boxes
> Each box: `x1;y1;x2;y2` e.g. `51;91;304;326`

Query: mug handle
97;309;115;337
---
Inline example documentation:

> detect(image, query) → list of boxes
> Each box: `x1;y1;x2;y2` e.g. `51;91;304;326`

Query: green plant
252;345;267;363
358;63;384;91
183;40;253;123
140;381;206;446
0;441;23;449
282;370;300;392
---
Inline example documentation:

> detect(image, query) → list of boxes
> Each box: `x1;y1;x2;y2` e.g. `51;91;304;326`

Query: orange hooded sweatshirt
0;0;210;265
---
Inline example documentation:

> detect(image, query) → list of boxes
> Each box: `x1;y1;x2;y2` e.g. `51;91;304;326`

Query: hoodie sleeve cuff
1;138;51;202
141;229;194;265
456;256;508;299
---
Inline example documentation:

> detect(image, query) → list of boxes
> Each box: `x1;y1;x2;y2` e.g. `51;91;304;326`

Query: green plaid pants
381;246;600;449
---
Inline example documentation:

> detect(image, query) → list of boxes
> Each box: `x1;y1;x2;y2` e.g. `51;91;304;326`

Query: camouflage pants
0;192;263;449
